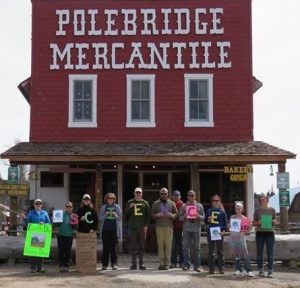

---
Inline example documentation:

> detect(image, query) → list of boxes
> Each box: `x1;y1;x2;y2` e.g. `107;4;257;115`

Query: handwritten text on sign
23;223;52;258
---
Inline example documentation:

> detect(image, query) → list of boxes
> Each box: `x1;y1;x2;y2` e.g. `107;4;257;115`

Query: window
126;74;155;127
184;74;214;127
40;172;64;187
68;74;97;128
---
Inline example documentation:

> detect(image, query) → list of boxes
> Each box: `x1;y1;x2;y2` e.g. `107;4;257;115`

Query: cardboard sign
23;223;52;258
76;232;97;273
241;217;251;232
160;203;169;215
229;218;241;232
210;227;222;241
106;207;116;220
134;203;143;216
186;205;197;219
52;209;63;223
70;213;79;225
261;215;273;230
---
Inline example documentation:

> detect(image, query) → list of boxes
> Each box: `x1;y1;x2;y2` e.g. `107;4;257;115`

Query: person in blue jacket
205;195;227;274
26;198;51;273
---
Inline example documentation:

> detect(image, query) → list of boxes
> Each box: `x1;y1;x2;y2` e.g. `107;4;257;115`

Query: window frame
126;74;156;128
68;74;97;128
184;74;214;127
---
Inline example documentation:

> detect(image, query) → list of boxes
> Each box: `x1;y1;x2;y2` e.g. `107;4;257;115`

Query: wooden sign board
76;232;97;273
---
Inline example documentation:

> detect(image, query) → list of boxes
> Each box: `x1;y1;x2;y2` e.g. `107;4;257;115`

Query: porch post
190;164;200;200
278;162;289;233
117;164;123;251
95;165;103;212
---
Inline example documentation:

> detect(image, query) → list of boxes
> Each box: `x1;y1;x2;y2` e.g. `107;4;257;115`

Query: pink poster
241;217;251;232
186;205;197;219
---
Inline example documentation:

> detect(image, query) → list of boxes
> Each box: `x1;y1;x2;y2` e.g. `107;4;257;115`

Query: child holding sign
99;193;122;270
229;202;254;277
253;195;276;278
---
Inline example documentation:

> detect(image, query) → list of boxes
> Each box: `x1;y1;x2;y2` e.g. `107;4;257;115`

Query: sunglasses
83;198;90;200
65;205;73;208
160;193;168;195
34;202;42;205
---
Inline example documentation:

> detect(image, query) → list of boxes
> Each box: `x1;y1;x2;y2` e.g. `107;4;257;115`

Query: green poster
261;215;272;230
23;223;52;258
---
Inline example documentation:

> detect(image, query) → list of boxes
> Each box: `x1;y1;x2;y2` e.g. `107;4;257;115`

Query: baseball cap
34;198;42;204
235;202;244;208
134;187;142;193
172;190;181;196
187;190;196;196
82;194;91;200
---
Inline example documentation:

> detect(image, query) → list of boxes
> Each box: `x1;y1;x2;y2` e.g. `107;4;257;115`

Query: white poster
210;226;222;241
52;209;63;223
229;218;241;232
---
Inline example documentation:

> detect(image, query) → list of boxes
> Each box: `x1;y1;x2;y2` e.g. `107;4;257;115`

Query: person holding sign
253;195;276;278
125;187;150;270
170;190;184;269
99;193;122;270
151;187;177;270
76;194;98;233
204;195;227;274
26;198;50;273
229;202;254;277
56;201;76;272
179;190;204;272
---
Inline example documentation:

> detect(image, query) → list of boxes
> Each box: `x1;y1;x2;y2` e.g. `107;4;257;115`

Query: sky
0;0;300;195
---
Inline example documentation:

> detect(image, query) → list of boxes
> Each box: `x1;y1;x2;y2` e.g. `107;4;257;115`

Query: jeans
207;233;224;272
256;233;275;272
30;257;44;271
183;230;201;268
234;254;252;272
171;229;183;266
129;228;146;265
57;235;73;267
101;230;118;267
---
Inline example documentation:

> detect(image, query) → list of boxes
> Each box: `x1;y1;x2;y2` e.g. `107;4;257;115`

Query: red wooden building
1;0;295;237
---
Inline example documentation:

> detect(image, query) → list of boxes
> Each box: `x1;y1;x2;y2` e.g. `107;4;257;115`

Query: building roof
0;141;296;165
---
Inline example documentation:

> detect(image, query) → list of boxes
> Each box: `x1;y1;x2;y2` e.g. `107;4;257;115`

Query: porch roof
0;141;296;165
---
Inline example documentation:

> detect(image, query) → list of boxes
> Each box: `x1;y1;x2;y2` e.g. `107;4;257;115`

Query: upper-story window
184;74;214;127
68;74;97;128
126;75;155;128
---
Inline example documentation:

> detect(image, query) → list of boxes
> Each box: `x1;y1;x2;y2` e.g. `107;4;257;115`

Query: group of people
26;189;276;278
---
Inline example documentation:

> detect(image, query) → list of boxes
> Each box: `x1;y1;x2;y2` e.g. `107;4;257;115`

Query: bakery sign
223;166;253;182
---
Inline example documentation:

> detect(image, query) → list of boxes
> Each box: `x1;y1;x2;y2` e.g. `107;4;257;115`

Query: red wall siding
30;0;253;142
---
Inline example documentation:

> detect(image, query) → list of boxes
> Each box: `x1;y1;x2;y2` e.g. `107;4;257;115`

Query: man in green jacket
125;187;150;270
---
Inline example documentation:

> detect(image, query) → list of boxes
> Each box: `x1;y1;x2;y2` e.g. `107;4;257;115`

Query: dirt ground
0;261;300;288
